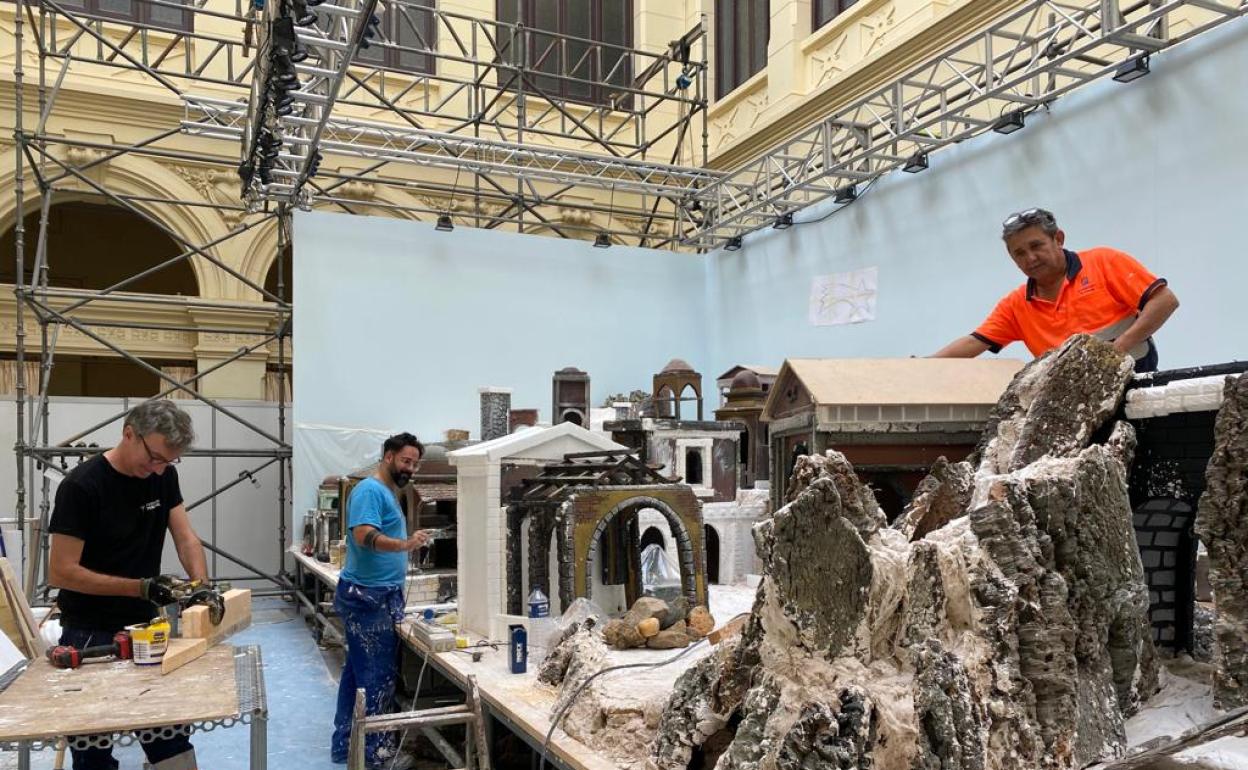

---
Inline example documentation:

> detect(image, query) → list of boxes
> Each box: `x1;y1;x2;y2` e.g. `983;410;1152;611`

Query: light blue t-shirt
340;477;408;587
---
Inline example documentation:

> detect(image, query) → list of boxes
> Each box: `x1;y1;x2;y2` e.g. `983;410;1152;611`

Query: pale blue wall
705;18;1248;375
293;212;709;437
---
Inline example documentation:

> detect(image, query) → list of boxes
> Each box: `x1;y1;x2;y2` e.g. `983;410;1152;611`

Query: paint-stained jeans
58;627;195;770
330;580;405;766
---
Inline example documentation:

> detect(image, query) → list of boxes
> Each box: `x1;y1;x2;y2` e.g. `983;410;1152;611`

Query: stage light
903;153;928;173
435;213;454;232
773;212;793;230
834;185;857;204
1113;54;1150;83
593;232;611;248
724;236;742;251
992;110;1026;134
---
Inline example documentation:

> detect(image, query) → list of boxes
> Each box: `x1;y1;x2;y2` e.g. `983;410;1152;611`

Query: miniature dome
661;358;696;373
730;369;763;391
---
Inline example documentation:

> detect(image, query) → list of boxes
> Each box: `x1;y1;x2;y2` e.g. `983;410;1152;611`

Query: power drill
47;631;133;669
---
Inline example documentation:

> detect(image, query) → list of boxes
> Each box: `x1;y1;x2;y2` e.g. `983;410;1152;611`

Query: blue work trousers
330;580;405;766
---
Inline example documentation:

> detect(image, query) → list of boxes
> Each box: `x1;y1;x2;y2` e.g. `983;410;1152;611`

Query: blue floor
2;598;347;770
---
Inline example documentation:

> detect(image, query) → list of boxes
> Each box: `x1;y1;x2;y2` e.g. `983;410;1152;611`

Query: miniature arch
577;494;705;607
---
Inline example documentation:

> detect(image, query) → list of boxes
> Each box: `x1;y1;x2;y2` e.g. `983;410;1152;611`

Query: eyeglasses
139;434;181;466
1002;208;1054;230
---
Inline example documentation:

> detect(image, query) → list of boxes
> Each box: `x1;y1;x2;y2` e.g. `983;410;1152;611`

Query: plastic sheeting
292;422;396;527
640;543;682;603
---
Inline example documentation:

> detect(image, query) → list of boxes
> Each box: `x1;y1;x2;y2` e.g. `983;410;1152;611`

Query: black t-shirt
48;454;184;631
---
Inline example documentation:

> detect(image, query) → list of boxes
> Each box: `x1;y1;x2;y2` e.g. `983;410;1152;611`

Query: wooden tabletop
398;623;616;770
0;645;240;742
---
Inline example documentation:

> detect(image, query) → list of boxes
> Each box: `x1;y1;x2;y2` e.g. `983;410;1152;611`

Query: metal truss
682;0;1248;249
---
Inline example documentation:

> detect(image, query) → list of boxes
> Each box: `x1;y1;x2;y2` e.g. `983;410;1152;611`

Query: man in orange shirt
933;208;1179;372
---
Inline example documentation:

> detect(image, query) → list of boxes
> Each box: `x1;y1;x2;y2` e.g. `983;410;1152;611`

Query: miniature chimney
479;387;513;442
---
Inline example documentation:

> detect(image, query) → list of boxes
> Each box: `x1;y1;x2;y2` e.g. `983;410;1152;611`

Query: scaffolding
682;0;1248;249
6;0;710;602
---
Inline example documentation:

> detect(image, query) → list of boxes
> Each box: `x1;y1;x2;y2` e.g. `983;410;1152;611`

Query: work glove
186;586;226;625
139;574;180;606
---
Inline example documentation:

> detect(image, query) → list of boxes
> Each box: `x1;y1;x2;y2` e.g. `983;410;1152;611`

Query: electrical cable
536;612;752;770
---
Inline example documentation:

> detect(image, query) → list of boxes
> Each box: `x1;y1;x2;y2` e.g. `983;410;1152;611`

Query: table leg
250;709;268;770
18;741;30;770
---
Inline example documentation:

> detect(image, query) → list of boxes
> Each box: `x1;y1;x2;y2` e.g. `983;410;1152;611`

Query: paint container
508;624;527;674
127;619;170;665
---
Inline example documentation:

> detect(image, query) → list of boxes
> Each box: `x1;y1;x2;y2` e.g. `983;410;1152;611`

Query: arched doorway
0;201;199;397
580;494;705;607
640;526;666;551
704;524;720;584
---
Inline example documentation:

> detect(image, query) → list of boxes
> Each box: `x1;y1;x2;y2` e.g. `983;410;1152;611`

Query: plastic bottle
526;587;553;665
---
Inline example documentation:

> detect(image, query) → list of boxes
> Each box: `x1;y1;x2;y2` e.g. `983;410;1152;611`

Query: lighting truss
682;0;1248;249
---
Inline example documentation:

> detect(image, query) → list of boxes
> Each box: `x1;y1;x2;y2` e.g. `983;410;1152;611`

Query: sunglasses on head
1002;208;1053;229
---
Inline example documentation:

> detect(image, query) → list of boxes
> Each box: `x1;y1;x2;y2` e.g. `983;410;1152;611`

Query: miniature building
715;369;770;489
653;358;703;420
716;364;778;407
552;366;591;427
506;451;708;616
448;422;626;638
638;488;769;586
761;358;1023;517
509;408;539;433
609;360;742;502
480;387;512;441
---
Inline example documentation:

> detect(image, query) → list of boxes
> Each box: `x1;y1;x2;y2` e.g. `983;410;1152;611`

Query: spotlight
773;212;793;230
435;213;454;232
238;159;255;186
1113;54;1150;83
724;236;743;251
290;0;316;26
834;185;857;204
359;13;382;49
307;151;322;177
593;232;611;248
903;152;928;173
992;109;1026;134
676;67;692;90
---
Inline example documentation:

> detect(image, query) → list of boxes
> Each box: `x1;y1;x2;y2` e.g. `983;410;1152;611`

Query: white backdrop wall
705;20;1248;372
292;214;709;517
0;397;288;593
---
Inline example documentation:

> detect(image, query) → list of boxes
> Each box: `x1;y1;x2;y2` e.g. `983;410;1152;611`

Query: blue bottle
508;623;528;674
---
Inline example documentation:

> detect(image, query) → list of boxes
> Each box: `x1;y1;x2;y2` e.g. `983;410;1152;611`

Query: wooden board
0;644;239;742
181;589;251;644
0;556;43;658
398;624;616;770
161;637;208;675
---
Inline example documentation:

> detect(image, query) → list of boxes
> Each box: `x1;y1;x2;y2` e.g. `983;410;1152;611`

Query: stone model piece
1194;373;1248;709
650;335;1160;770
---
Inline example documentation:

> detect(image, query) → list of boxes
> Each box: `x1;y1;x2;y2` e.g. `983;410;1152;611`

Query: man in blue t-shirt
331;432;430;769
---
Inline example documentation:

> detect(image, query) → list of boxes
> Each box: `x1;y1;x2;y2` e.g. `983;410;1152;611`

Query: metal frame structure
6;0;1243;600
5;0;710;604
682;0;1248;249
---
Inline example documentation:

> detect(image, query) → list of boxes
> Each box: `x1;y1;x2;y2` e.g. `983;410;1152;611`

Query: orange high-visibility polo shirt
972;247;1167;360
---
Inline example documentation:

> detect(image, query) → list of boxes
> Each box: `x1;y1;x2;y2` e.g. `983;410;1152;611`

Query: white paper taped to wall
809;267;878;327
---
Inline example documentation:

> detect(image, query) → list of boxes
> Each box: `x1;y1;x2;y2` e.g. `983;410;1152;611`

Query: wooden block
0;557;43;658
161;637;208;675
707;615;748;646
181;589;251;645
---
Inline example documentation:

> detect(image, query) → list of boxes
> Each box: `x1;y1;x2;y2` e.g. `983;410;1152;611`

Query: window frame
351;0;437;77
812;0;858;33
715;0;769;101
48;0;194;34
493;0;635;109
